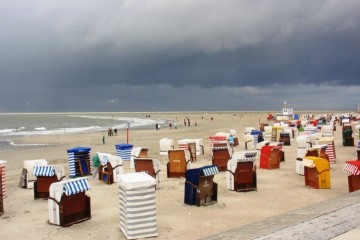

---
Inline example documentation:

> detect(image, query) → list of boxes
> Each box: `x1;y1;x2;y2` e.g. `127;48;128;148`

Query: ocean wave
34;127;46;131
3;126;103;136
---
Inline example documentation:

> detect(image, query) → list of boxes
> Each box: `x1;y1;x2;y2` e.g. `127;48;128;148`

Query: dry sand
0;112;357;240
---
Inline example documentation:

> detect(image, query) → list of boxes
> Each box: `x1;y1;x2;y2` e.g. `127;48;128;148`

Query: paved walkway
202;191;360;240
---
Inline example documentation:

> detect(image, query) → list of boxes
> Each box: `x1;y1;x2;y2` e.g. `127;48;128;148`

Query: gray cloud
0;0;359;112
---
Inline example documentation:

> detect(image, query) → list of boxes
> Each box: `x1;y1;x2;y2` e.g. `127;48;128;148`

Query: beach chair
135;158;161;189
115;144;133;161
118;172;158;239
48;177;91;227
184;165;219;207
302;156;330;189
342;126;354;146
130;147;149;168
19;159;48;189
316;137;336;163
98;153;123;185
167;149;191;178
343;160;360;192
259;146;282;169
67;147;92;178
212;146;231;171
279;132;291;146
33;165;65;199
357;142;360;160
226;151;257;192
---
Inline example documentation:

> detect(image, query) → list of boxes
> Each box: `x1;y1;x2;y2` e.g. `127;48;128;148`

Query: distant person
92;153;101;179
102;135;105;145
195;121;197;127
169;122;172;129
184;119;186;126
155;123;158;131
114;128;118;135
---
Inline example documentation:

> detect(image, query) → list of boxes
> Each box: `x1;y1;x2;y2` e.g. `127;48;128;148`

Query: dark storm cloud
0;0;359;112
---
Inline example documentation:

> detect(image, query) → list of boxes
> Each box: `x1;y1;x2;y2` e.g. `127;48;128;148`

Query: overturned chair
135;158;161;189
97;152;123;185
212;146;232;171
48;177;91;227
167;149;191;178
226;151;258;192
33;165;66;199
184;165;219;207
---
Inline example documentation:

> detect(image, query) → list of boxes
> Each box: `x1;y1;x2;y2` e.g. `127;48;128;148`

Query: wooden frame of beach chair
212;147;231;171
167;150;190;178
52;192;91;227
227;161;257;192
348;175;360;192
135;158;161;189
259;146;281;169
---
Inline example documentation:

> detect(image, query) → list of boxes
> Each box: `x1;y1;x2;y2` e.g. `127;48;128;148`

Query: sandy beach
0;112;357;240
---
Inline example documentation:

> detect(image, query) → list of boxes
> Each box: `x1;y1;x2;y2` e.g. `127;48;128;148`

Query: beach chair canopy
344;161;360;176
63;178;90;196
186;165;219;185
33;166;55;177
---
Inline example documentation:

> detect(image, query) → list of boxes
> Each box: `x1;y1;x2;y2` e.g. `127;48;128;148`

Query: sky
0;0;359;112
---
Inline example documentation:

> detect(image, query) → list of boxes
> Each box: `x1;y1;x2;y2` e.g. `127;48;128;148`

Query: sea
0;112;166;152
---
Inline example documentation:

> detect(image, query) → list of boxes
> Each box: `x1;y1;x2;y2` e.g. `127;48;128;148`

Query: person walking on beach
92;152;101;179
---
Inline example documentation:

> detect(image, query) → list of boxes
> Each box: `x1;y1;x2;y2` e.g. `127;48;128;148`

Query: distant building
276;101;295;120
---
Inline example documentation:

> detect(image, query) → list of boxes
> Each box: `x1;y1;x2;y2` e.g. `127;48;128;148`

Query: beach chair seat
302;156;330;189
184;165;219;206
167;149;191;178
259;146;282;169
48;177;91;227
135;158;161;189
226;151;257;192
212;147;231;171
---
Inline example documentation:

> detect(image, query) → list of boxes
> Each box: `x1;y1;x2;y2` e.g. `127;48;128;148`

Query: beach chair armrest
113;164;123;170
58;176;66;181
48;196;61;206
226;169;235;176
155;170;161;176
